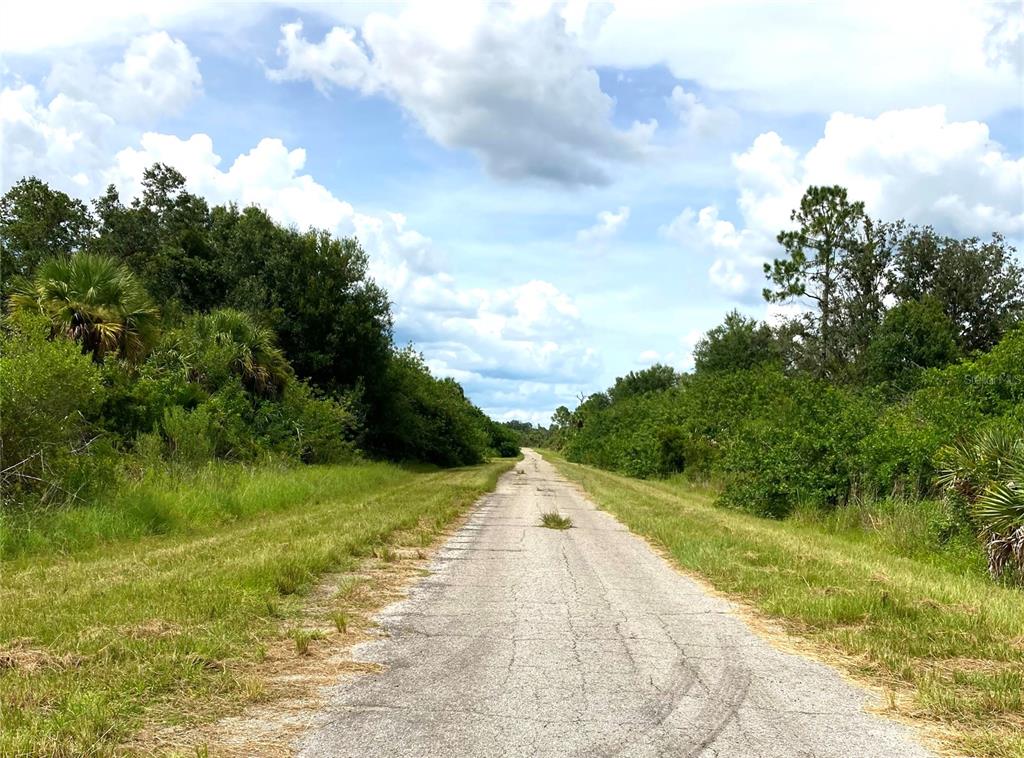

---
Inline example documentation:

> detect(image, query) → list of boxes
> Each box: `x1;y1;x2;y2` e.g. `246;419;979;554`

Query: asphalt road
298;450;933;757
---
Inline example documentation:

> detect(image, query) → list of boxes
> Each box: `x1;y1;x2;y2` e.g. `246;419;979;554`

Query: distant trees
608;364;680;402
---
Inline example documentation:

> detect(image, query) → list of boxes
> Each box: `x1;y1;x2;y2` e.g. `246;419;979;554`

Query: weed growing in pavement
540;512;573;530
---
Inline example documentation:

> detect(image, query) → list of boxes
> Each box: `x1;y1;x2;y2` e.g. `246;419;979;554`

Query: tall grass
544;451;1024;758
0;461;420;559
0;458;513;756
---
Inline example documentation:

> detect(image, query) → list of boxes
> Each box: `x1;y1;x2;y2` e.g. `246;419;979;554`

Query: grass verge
0;458;513;756
541;451;1024;758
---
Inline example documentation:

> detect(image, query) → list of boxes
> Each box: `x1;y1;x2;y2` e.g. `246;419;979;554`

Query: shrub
487;422;521;458
0;313;110;503
657;426;688;475
263;382;360;464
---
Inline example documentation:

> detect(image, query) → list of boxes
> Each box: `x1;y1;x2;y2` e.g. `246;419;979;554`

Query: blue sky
2;1;1022;424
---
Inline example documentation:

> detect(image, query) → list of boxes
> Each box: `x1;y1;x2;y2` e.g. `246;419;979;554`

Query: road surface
299;450;933;757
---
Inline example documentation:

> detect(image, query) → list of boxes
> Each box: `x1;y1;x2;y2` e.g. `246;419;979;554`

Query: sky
2;1;1022;425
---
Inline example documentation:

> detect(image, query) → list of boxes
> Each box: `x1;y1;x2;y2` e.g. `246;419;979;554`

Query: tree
764;186;868;377
694;310;780;373
890;227;1023;353
863;297;959;390
608;364;679;402
91;166;225;311
835;218;900;373
210;206;394;396
368;347;489;466
1;178;95;295
8;253;160;363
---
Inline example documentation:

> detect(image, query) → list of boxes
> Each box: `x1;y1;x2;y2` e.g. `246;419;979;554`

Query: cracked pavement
298;450;934;757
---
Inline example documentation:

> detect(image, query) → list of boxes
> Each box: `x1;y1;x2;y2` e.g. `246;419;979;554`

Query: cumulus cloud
0;85;116;192
268;7;654;185
576;206;630;245
46;32;201;122
665;106;1024;298
1;32;201;194
105;131;597;417
666;85;738;139
584;1;1022;117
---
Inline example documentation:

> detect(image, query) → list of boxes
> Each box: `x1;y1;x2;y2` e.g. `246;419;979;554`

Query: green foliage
693;310;781;373
890;227;1023;353
209;206;394;396
935;424;1024;578
370;347;491;466
500;420;552;449
863;296;959;389
718;377;873;516
0;313;110;503
0;170;501;518
8;253;160;363
608;363;679;401
561;326;1024;575
159;309;292;398
764;185;868;377
487;421;521;457
0;177;95;294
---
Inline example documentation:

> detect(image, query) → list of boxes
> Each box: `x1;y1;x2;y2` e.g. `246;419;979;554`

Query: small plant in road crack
540;512;572;530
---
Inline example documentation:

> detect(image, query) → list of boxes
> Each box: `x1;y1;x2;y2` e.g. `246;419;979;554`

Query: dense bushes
0;313;111;503
561;330;1022;512
554;185;1022;579
0;168;516;510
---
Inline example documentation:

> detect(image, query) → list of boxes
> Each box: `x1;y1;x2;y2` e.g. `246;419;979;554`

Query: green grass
539;511;573;530
0;458;513;756
542;451;1024;758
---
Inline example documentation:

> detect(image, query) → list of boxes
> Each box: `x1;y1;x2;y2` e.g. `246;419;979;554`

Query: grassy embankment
542;451;1024;758
0;458;513;756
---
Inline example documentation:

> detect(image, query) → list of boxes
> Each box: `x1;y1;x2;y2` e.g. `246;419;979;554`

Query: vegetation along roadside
543;451;1024;758
0;458;514;756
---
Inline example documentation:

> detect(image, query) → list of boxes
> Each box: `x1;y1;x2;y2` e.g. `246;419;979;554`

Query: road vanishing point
299;450;933;758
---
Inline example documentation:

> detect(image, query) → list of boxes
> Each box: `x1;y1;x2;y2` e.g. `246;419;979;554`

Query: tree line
0;166;519;507
544;186;1024;580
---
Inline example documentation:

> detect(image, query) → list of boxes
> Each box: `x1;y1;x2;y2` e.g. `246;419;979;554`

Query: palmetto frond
6;253;160;364
937;427;1024;578
172;308;291;398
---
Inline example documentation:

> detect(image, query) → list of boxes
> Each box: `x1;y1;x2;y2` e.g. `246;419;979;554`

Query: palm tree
8;253;159;363
175;309;291;398
936;427;1024;579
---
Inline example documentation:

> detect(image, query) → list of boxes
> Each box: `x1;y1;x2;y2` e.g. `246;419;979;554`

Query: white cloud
1;32;201;194
665;106;1024;299
0;85;117;192
268;7;655;185
576;206;630;245
105;131;597;416
584;0;1023;117
666;85;738;139
43;32;201;121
